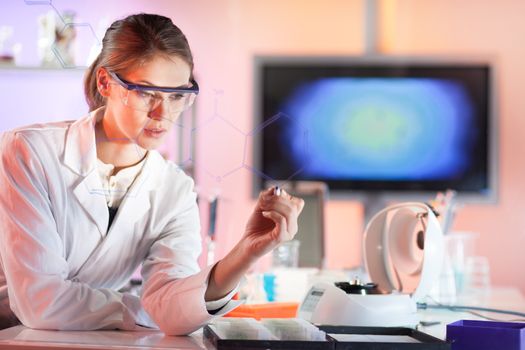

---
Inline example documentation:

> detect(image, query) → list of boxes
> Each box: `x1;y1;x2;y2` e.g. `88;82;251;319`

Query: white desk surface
0;326;210;350
0;287;523;349
417;286;525;339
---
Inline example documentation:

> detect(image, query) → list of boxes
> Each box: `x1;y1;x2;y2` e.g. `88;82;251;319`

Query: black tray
320;325;450;350
203;324;333;350
203;323;451;350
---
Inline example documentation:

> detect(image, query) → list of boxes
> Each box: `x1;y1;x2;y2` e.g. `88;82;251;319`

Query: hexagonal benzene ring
51;22;100;69
245;112;310;189
191;114;246;182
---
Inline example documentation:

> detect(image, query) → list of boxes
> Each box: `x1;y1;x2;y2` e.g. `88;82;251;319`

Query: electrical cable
417;302;525;322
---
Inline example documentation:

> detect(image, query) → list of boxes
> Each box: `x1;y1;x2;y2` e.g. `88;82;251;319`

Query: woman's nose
149;100;182;123
148;99;170;121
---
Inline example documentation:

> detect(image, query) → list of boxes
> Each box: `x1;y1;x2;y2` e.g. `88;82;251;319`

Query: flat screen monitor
253;56;497;204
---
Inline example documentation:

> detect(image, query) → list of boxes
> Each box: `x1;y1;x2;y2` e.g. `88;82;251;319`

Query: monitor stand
362;193;390;230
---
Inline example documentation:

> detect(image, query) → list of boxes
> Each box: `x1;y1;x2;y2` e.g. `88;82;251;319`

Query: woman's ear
96;68;111;97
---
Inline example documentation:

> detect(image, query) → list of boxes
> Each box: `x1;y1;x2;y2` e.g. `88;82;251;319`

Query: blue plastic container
447;320;525;350
263;273;276;302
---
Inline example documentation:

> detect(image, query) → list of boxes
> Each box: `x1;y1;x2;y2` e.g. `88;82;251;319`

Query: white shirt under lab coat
0;109;241;335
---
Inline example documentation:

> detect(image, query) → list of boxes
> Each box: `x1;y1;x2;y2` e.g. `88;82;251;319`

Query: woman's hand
204;187;304;302
240;187;305;262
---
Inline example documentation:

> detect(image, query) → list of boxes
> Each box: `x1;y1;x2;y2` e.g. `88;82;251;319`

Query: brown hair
84;13;194;111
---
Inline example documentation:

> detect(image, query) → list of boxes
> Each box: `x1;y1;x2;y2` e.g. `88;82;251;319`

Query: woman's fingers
292;195;305;214
260;201;295;233
259;189;303;237
261;210;295;242
279;189;305;213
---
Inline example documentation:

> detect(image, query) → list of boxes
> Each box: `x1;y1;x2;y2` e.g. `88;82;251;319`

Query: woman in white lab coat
0;13;303;335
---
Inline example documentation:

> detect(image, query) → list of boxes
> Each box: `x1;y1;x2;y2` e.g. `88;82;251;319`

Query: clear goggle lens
120;89;197;115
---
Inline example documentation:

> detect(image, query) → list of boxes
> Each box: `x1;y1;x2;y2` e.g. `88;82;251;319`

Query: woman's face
102;55;192;150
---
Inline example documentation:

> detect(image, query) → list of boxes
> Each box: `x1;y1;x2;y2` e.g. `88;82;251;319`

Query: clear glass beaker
272;240;300;268
444;231;478;295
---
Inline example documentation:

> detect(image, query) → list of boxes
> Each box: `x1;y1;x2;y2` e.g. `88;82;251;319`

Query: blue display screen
281;78;475;180
259;62;491;193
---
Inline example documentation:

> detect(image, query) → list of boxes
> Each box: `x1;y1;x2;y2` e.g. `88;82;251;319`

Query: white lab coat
0;110;240;335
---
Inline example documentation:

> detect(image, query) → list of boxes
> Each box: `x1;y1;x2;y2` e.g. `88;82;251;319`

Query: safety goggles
108;70;199;115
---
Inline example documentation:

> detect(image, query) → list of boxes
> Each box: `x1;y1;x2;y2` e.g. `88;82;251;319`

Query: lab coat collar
63;108;102;176
63;107;164;185
64;108;165;237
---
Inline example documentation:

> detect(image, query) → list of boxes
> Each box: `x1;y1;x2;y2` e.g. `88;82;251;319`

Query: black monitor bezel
252;55;498;204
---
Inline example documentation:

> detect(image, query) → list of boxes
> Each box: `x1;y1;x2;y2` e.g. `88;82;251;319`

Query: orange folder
224;302;299;320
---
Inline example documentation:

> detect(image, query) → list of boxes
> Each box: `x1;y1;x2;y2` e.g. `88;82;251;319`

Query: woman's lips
143;128;167;138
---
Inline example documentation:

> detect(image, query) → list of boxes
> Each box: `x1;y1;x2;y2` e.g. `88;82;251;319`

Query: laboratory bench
0;326;209;350
0;287;523;350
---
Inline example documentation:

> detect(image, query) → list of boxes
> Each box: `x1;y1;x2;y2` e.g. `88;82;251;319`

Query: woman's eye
170;93;185;101
138;91;156;100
